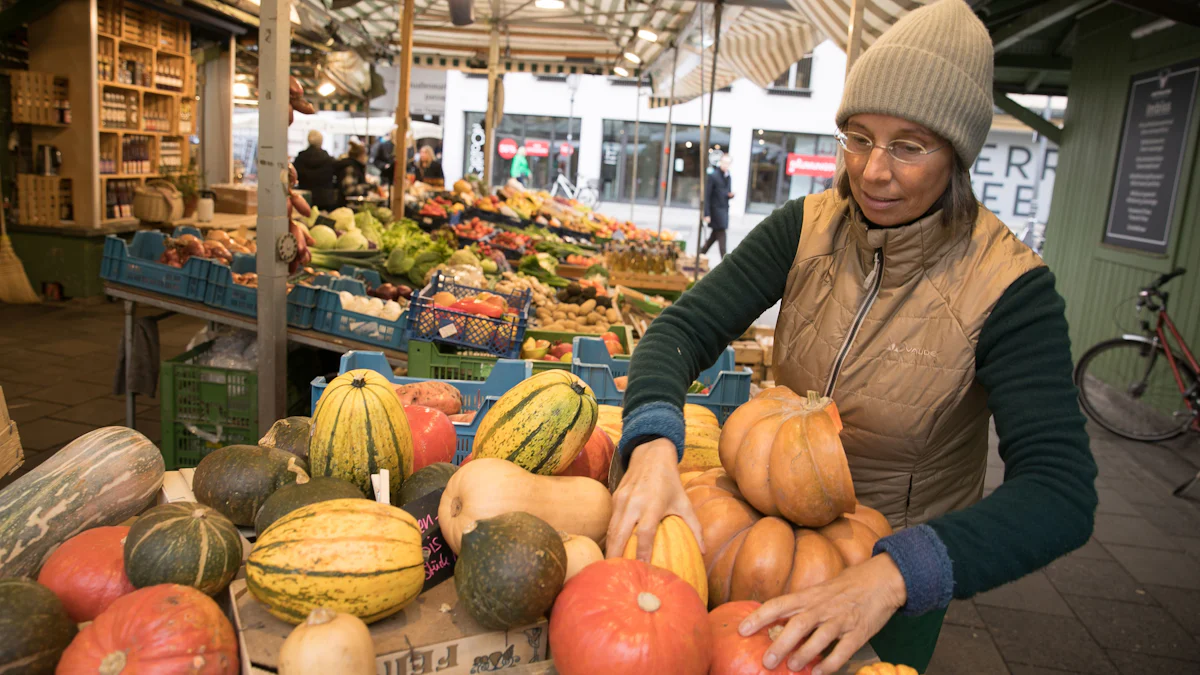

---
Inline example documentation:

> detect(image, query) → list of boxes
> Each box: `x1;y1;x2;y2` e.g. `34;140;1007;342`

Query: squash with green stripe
471;370;599;475
246;498;424;625
123;502;242;596
309;369;414;505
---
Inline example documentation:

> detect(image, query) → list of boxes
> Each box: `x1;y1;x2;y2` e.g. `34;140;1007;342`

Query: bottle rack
160;137;183;173
104;178;137;220
120;135;153;175
97;37;116;82
99;133;118;174
143;93;172;132
10;71;70;127
116;43;153;88
154;54;185;91
179;98;194;136
101;87;138;130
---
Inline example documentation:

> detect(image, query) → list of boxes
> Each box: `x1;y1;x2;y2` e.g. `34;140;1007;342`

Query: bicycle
548;172;601;210
1073;268;1200;496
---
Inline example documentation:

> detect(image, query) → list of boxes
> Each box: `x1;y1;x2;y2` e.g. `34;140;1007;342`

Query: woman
607;1;1097;673
333;141;371;206
410;145;445;185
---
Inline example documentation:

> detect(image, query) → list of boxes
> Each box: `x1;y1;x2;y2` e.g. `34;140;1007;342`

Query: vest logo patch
885;342;939;362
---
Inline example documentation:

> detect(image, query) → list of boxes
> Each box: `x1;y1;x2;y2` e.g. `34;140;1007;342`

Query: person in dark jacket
333;141;371;206
702;153;734;257
409;145;444;185
293;130;337;211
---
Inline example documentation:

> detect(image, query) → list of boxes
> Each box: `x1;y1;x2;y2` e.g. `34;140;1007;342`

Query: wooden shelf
99;128;173;135
101;172;182;179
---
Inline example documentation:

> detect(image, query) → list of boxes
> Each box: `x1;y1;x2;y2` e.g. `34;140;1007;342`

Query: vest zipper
824;247;884;397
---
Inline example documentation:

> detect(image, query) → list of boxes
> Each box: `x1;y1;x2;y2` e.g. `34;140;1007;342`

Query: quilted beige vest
775;190;1044;530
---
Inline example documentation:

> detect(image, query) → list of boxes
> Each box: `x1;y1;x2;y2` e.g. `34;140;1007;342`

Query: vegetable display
254;476;367;536
0;578;77;674
621;515;709;606
123;502;242;596
192;444;311;526
709;601;819;675
36;526;135;622
279;608;376;675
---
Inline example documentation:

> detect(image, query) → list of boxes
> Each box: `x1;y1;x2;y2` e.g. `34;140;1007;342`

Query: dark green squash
258;416;312;460
193;444;310;526
0;578;77;674
398;462;458;507
254;477;366;536
454;511;567;630
124;502;243;596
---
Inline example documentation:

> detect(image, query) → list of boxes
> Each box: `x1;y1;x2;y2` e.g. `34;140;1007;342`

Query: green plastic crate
407;340;569;381
527;325;631;357
159;342;258;469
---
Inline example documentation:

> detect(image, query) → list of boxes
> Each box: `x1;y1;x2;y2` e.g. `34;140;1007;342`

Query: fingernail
764;654;778;668
738;621;752;636
812;668;824;675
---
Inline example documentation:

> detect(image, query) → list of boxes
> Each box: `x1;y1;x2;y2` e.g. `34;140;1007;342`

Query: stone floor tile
24;382;113;407
1065;594;1200;661
1093;513;1180;550
976;571;1074;616
47;398;130;426
0;378;40;399
1134;503;1200;538
977;606;1116;673
1178;536;1200;561
1044;557;1154;605
0;364;76;385
944;599;987;629
17;418;98;452
1107;477;1169;508
77;368;119;387
1069;538;1115;561
5;398;67;425
1106;650;1200;674
1144;585;1200;637
1107;544;1200;590
1096;488;1141;516
1007;667;1079;675
30;338;107;357
925;625;1009;675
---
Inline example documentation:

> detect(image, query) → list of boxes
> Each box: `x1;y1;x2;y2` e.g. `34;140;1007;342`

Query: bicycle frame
1141;307;1200;432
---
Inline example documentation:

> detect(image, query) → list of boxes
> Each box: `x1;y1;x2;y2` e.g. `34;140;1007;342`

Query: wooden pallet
609;270;691;292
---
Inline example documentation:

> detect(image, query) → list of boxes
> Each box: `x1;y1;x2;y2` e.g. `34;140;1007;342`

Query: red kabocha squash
37;526;135;622
550;558;712;675
718;388;855;528
709;601;819;675
56;584;238;675
557;426;616;481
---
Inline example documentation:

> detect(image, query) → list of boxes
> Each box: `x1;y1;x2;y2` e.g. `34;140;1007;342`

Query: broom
0;171;40;303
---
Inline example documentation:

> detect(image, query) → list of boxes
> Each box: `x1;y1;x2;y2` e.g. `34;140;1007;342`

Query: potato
579;299;597;314
565;303;580;315
563;320;578;331
606;308;621;324
553;310;568;320
393;381;463;416
536;307;551;320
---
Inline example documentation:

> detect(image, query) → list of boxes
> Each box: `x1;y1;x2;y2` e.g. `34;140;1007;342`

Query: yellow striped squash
246;499;424;624
678;435;722;473
687;422;721;445
309;369;413;504
684;403;719;427
622;515;708;605
471;370;599;475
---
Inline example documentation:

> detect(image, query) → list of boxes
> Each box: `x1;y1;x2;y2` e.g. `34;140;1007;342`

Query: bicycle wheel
576;186;600;210
1075;338;1199;441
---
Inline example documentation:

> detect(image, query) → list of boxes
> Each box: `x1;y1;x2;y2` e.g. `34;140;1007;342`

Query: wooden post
483;22;501;186
845;0;865;76
391;0;416;216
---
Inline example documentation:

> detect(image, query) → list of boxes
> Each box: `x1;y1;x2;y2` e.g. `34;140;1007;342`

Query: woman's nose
862;146;892;183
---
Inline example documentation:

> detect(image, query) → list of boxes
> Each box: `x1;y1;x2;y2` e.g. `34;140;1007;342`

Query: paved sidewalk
1;298;1198;674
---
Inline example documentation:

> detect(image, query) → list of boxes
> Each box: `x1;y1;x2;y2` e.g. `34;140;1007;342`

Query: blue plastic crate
203;254;321;329
337;264;383;290
406;271;532;358
310;350;532;464
312;278;411;351
101;231;212;301
571;337;751;424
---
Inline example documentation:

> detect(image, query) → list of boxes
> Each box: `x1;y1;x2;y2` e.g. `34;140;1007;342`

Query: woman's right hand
606;438;705;562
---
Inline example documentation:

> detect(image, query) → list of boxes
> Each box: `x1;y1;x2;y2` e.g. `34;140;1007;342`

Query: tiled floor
2;298;1200;674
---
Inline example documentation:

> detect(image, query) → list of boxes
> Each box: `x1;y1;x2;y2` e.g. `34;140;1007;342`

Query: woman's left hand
738;553;908;675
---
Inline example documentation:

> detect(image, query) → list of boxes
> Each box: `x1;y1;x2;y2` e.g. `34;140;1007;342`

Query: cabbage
448;249;481;268
330;207;356;232
374;207;394;224
310;225;337;249
335;230;369;251
303;206;321;227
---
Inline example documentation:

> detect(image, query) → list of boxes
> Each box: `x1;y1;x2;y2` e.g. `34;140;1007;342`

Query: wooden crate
97;0;121;35
17;175;66;226
757;335;774;366
733;340;764;365
10;71;65;126
121;1;153;45
0;387;25;478
609;270;690;292
157;14;187;53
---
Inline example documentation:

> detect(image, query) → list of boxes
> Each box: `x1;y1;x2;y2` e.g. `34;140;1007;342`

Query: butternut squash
438;458;613;553
278;608;375;675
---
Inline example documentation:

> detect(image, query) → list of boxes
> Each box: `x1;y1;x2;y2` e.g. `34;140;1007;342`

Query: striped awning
783;0;930;53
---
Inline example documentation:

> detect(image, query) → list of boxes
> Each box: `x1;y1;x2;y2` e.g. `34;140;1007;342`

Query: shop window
746;130;837;214
768;55;813;96
462;111;580;188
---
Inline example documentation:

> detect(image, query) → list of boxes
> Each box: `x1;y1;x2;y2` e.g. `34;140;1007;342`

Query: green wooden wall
1044;8;1200;367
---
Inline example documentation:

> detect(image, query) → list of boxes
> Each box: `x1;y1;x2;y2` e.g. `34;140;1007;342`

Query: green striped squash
309;369;414;505
124;502;243;596
0;579;77;674
0;427;165;578
472;370;599;475
246;499;424;625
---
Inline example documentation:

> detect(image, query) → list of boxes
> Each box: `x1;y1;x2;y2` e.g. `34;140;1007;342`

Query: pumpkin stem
191;508;207;520
99;651;127;675
806;390;822;406
768;625;784;640
351;375;367;389
306;607;338;626
636;592;661;613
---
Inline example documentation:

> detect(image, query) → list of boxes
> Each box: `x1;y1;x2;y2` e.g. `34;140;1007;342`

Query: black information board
400;488;457;592
1104;58;1200;255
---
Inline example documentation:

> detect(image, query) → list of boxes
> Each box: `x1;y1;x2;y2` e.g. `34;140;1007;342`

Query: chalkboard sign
400;488;456;592
1104;59;1200;254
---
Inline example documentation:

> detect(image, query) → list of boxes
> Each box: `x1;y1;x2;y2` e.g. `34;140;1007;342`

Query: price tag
438;324;458;338
370;469;390;505
400;488;456;591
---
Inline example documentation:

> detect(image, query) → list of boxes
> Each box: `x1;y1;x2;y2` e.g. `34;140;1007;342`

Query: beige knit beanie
836;0;994;165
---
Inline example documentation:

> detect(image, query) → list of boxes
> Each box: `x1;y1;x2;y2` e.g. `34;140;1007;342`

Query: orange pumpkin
718;388;855;527
687;468;890;607
710;601;819;675
558;426;616;482
622;515;708;605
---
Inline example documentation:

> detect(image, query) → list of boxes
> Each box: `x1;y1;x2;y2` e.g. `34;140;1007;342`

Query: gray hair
307;129;323;147
834;151;978;228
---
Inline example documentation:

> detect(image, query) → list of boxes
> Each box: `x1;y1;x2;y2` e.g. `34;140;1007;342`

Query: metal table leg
124;300;137;430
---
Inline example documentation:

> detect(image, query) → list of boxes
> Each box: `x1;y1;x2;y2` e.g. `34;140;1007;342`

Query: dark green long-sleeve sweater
618;196;1098;614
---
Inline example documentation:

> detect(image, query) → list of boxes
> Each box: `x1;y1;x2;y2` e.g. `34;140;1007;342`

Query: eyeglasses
835;129;945;164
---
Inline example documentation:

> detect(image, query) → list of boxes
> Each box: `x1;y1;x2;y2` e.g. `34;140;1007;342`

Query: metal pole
845;0;865;76
255;0;291;434
566;90;575;182
695;0;723;281
391;0;416;216
483;23;501;186
656;43;679;234
630;76;641;222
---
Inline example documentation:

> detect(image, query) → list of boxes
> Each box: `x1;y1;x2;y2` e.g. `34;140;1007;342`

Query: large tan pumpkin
685;469;890;607
718;387;855;528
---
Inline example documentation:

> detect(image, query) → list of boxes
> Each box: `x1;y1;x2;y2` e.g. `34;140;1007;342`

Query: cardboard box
0;387;23;477
211;184;257;215
732;341;764;366
230;578;549;675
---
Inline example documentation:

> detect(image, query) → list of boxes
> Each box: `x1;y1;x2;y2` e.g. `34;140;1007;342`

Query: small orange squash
561;532;604;582
622;515;708;606
718;388;855;528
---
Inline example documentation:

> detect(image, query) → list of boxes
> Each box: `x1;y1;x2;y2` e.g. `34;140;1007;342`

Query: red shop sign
786;153;836;178
498;138;519;160
525;139;551;157
559;142;574;156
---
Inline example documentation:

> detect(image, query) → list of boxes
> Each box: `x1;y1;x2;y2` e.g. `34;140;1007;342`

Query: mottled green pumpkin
0;578;77;674
259;416;312;460
124;502;243;596
398;462;458;507
193;444;310;526
254;477;366;536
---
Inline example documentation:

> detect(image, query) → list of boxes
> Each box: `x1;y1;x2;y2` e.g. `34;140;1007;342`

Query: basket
133;179;184;223
159;341;257;469
310;351;533;464
406;272;532;358
407;340;569;380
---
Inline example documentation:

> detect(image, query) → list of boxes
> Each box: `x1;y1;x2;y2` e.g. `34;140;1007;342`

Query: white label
371;470;390;505
439;324;459;338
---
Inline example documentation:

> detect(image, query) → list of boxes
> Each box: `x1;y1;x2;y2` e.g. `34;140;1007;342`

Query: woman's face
842;114;953;226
